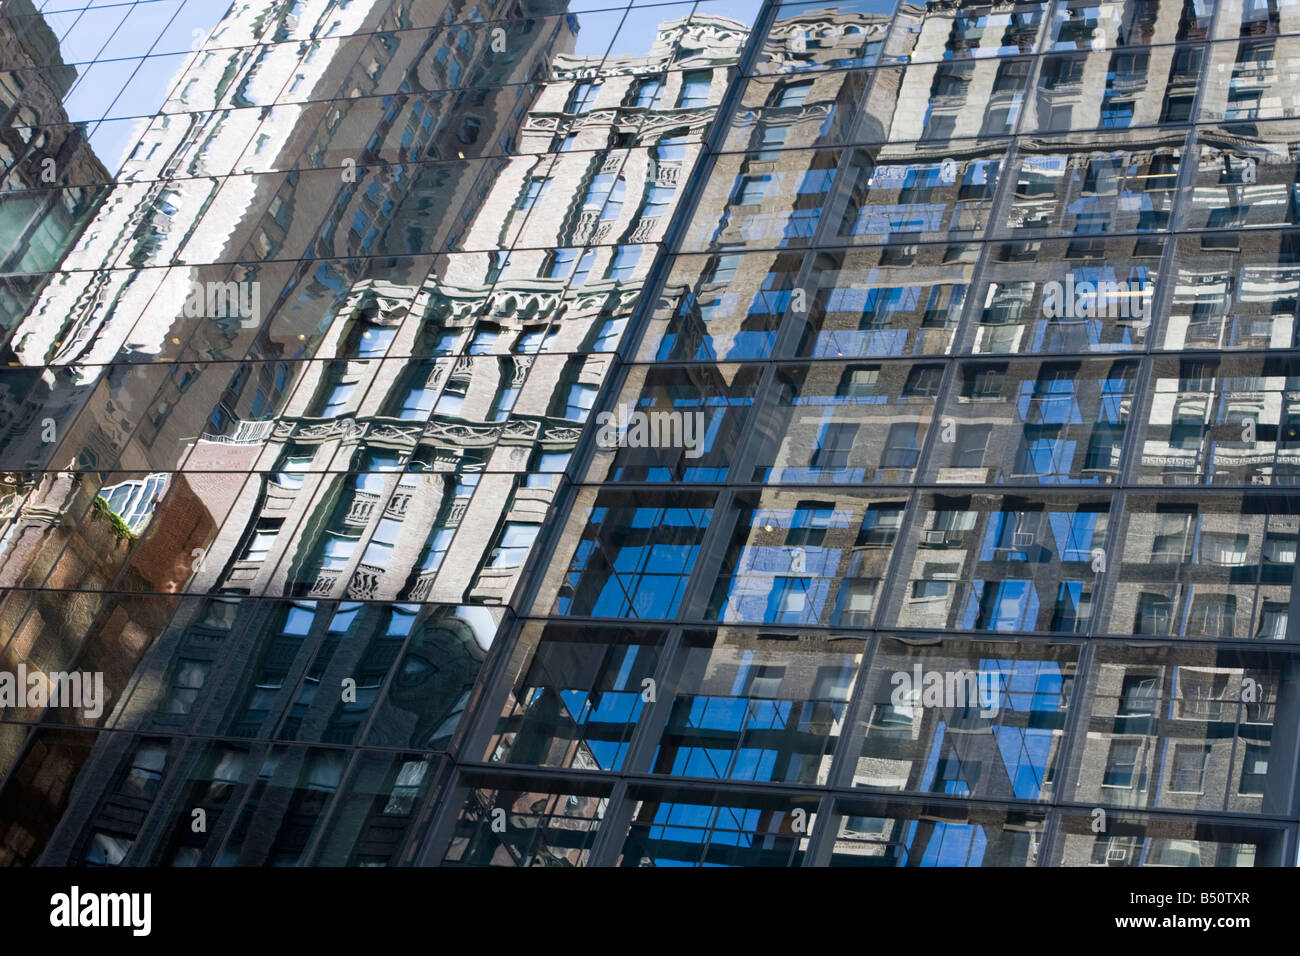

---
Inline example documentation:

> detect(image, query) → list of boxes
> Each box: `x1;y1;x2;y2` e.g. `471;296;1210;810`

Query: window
1186;593;1236;637
84;833;133;867
430;330;463;355
606;246;641;280
274;447;315;488
434;378;467;416
1240;743;1268;796
98;475;167;532
963;367;1005;400
1083;427;1123;472
881;423;921;468
1169;744;1210;793
776;80;813;107
243;518;283;562
866;687;926;745
736;175;769;205
1100;96;1135;128
1016;433;1067;479
562;383;598;421
975;580;1033;630
1118;675;1158;716
571;249;597;287
584;173;626;220
314;379;356;418
742;664;786;698
468;328;499;354
1177;671;1229;720
634;77;664;108
320;532;359;571
1135;592;1173;634
384;760;431;816
903;365;943;397
392;361;440;420
566;81;600;113
1102;738;1141;788
787;501;835;547
859;504;903;547
418;527;457;573
654;133;689;162
357;451;403;487
837;366;879;399
546;247;582;279
811;422;858;469
517;176;549;211
354;324;396;358
198;749;247;807
1199;532;1249;566
834;579;876;626
1050;583;1090;633
640;184;675;219
490;522;540;567
513;330;544;357
933;509;978;535
485;250;511;284
678;71;711;108
361;517;403;567
1257;600;1289;640
766;576;810;623
912;580;951;600
328;602;362;634
200;598;239;630
1151;513;1193;562
163;660;210;715
757;125;787;158
536;451;571;474
121;743;168;799
490;379;520;422
954;425;991;468
588;316;627;351
708;254;741;283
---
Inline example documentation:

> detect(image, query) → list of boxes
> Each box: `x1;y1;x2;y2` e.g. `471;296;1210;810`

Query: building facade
0;0;1298;867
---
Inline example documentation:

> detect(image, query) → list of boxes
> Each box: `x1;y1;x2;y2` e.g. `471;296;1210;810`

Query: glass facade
0;0;1298;868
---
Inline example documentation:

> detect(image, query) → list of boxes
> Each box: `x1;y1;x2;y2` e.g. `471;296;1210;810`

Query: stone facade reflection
0;0;746;865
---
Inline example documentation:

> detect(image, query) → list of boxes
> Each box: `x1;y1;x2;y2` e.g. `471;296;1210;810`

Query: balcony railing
349;564;383;600
407;570;438;602
201;419;277;444
310;567;343;596
346;492;379;525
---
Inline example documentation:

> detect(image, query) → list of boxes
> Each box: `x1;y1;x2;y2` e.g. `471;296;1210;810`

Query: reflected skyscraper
434;0;1300;867
0;0;752;865
0;0;1298;869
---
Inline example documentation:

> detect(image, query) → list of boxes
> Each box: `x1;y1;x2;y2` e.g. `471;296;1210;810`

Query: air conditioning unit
1013;531;1035;549
923;530;948;545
